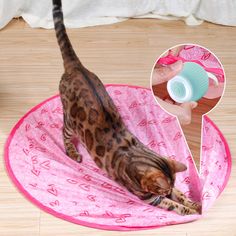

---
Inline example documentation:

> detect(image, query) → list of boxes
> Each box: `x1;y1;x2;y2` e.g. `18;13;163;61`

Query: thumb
179;102;198;125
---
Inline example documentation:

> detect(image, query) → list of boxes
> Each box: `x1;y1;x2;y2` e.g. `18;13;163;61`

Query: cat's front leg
170;188;201;213
147;196;198;215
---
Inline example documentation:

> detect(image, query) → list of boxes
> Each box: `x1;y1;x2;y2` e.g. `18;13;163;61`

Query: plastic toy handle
207;72;219;86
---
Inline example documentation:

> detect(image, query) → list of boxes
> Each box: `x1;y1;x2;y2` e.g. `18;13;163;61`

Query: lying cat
52;0;200;215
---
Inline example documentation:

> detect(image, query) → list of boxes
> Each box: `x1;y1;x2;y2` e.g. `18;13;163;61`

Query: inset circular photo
151;44;225;126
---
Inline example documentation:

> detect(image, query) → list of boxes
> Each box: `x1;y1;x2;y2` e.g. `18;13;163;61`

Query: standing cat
52;0;200;215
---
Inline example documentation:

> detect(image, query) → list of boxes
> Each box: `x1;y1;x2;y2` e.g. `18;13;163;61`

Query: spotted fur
52;0;201;215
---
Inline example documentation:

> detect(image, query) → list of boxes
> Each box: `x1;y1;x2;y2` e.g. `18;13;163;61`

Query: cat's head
140;159;187;196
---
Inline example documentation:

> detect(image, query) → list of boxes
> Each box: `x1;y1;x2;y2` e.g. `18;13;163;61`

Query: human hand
152;60;198;125
152;60;183;85
156;97;197;125
203;82;224;99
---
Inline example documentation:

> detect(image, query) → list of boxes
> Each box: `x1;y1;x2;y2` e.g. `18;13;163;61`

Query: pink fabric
158;45;225;83
4;85;231;231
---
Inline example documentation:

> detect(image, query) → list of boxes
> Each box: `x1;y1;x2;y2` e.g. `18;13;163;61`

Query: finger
190;101;198;109
180;101;198;110
164;98;175;104
179;102;198;125
152;60;183;85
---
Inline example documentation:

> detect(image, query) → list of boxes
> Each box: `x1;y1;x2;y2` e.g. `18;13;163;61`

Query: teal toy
167;62;218;103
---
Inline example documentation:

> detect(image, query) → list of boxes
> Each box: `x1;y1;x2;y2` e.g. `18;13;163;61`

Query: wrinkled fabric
158;45;224;82
0;0;236;30
5;85;231;230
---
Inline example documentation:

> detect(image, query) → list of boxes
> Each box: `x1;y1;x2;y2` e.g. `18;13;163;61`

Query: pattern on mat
179;45;224;83
6;86;230;228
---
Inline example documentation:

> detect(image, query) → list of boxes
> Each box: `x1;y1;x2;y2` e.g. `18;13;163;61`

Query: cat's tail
52;0;82;72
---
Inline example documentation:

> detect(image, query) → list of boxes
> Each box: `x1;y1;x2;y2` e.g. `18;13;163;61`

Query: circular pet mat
4;85;231;231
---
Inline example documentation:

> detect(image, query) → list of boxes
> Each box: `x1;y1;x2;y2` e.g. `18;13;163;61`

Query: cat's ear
169;160;187;173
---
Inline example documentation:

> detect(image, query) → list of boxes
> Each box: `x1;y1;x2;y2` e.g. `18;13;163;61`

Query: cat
52;0;201;215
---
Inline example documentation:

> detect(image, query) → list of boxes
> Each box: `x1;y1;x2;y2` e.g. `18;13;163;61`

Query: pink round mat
4;85;231;231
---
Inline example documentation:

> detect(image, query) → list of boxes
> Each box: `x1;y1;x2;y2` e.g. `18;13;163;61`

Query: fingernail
191;102;198;109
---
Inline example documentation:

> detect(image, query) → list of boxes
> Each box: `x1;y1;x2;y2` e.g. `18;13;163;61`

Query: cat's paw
188;201;202;213
193;203;202;214
75;154;83;163
180;207;198;216
186;208;198;215
66;151;83;163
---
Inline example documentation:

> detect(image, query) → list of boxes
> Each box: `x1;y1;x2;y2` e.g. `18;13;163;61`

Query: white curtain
0;0;235;30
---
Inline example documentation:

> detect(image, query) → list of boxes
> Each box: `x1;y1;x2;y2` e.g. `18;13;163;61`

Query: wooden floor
0;18;236;236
